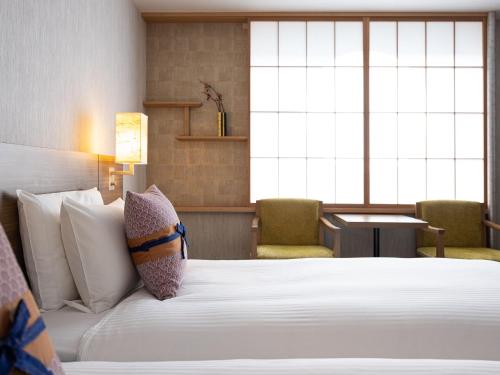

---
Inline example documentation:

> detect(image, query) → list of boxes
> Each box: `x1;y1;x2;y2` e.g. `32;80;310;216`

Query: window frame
248;14;488;213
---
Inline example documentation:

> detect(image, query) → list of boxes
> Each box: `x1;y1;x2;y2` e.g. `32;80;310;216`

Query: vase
217;112;227;137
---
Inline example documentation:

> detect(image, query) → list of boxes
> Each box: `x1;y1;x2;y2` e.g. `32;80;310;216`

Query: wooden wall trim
142;12;488;23
175;205;415;214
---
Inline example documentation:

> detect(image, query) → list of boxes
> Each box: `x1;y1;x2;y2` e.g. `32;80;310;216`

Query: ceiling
133;0;500;13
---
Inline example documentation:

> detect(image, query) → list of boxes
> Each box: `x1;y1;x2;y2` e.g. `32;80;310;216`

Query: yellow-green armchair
415;200;500;261
251;199;341;259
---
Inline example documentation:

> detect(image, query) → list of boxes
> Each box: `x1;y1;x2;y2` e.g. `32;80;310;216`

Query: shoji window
369;21;484;204
250;21;364;203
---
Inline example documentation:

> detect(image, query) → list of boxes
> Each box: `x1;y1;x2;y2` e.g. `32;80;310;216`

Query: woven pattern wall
146;23;249;206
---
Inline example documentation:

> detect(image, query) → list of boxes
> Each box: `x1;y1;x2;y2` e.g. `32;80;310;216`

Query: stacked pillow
0;223;64;374
124;185;187;300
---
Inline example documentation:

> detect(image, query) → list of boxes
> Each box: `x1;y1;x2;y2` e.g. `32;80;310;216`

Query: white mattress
63;358;500;374
42;306;109;361
79;258;500;361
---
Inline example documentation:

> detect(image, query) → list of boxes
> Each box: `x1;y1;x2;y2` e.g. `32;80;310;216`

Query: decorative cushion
60;198;139;313
257;245;333;259
417;200;485;248
17;188;104;310
417;247;500;261
0;223;64;374
124;185;187;300
259;199;321;245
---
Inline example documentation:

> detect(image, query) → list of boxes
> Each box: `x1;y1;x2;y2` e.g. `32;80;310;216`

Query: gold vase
217;112;227;137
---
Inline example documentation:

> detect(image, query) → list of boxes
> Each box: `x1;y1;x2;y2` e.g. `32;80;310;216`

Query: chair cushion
417;200;484;247
257;245;333;259
417;246;500;261
259;199;320;245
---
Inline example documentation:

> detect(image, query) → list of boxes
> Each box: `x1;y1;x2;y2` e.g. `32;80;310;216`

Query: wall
0;0;146;194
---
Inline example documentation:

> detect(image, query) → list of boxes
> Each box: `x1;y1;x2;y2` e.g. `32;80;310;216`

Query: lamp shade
115;113;148;164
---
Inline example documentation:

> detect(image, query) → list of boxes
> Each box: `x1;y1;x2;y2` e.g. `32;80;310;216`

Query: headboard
0;142;123;269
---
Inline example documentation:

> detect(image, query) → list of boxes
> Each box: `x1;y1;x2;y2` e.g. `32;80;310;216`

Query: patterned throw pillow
0;224;64;374
124;185;187;300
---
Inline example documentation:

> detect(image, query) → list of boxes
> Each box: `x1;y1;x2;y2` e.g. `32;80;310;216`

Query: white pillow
17;187;103;310
61;197;139;313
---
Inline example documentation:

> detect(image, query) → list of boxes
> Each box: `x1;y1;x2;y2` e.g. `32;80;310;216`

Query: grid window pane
370;22;397;66
336;67;363;112
307;113;335;158
279;158;307;198
279;22;306;66
427;159;455;200
251;158;278;202
279;68;306;112
398;22;425;66
398;159;426;204
455;114;484;159
251;67;278;111
336;113;363;158
370;67;397;113
250;22;278;66
279;113;307;157
251;113;278;157
427;68;454;113
455;68;484;113
307;22;335;66
427;114;454;159
427;22;454;66
370;113;397;159
307;158;335;202
307;68;335;112
336;159;364;203
456;160;483;201
398;68;426;112
398;113;426;158
336;22;363;66
455;22;483;67
370;159;397;204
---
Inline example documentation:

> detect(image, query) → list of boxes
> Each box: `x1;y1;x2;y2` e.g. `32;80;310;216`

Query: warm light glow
115;113;148;164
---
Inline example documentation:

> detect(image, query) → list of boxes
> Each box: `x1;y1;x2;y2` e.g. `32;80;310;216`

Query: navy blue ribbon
0;299;53;375
129;222;188;259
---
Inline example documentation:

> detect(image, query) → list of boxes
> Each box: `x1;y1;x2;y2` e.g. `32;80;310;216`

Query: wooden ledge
143;101;202;108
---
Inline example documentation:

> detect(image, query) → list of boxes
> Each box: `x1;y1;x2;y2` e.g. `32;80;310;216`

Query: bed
62;358;500;375
74;257;500;361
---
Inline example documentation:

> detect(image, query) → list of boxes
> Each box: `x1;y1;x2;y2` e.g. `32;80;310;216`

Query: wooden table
333;214;428;257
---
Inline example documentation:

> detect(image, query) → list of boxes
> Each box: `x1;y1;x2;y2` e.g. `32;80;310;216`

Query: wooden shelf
143;101;202;108
176;136;248;142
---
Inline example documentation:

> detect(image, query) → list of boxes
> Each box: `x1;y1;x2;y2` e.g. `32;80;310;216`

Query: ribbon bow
176;222;188;259
0;299;52;375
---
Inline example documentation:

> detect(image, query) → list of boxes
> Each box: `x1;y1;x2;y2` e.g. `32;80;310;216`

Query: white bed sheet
79;258;500;361
42;306;109;361
63;358;500;375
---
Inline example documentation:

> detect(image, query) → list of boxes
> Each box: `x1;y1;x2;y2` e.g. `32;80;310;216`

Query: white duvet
79;258;500;361
63;358;500;375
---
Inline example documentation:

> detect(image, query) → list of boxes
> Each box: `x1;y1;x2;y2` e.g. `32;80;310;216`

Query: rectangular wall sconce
111;112;148;176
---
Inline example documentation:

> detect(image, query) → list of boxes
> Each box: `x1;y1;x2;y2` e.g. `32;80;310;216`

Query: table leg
373;228;380;257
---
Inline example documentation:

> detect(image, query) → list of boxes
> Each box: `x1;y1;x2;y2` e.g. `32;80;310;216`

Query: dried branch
200;80;225;112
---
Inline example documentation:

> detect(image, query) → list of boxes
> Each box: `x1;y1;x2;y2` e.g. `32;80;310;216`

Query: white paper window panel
336;159;364;203
427;159;455;200
335;67;364;112
455;114;484;159
250;22;278;66
307;22;335;66
336;113;364;158
370;114;397;159
279;158;307;198
455;68;484;113
398;68;426;112
251;158;279;202
398;159;427;204
426;22;454;67
370;159;397;204
251;112;279;158
370;22;397;66
307;158;335;202
398;22;425;66
427;68;454;113
398;113;426;158
307;68;335;112
307;113;335;158
427;114;455;159
335;22;363;66
251;68;278;111
279;22;306;66
455;22;483;67
279;113;307;157
370;67;397;113
279;67;306;112
456;159;484;202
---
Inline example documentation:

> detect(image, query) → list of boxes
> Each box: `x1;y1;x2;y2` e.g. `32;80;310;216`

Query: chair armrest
251;216;260;231
484;219;500;232
320;217;341;258
421;225;446;258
